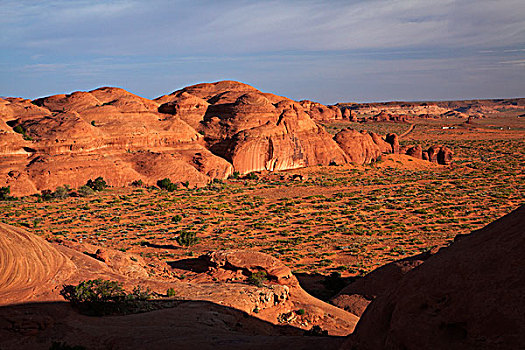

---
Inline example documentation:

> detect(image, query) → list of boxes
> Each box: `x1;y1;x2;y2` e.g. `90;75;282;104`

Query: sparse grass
0;115;523;277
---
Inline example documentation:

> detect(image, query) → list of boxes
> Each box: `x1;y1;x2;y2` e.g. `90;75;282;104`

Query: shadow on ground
0;299;345;350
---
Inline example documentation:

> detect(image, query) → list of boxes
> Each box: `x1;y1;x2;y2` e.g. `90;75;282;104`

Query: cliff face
157;81;349;174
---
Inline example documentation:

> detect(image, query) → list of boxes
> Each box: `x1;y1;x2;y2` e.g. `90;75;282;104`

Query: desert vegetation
1;119;522;281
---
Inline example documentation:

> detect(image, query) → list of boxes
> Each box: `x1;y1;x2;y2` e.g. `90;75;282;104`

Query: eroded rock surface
346;205;525;350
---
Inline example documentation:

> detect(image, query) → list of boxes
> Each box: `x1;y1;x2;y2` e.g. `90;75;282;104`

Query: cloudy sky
1;0;524;103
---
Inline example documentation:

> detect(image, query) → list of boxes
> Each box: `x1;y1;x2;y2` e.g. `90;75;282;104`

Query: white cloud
1;0;524;55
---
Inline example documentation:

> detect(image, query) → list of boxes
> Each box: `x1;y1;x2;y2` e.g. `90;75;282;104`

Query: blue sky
1;0;524;103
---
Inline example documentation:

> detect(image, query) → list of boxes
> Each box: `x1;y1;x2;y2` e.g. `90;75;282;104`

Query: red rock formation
300;100;342;122
158;82;349;174
331;251;435;316
385;133;400;154
346;205;525;350
370;111;408;122
437;146;453;165
369;132;392;154
334;129;381;164
342;108;352;120
0;88;233;195
405;145;423;159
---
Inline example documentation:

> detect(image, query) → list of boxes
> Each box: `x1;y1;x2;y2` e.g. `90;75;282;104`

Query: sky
1;0;524;104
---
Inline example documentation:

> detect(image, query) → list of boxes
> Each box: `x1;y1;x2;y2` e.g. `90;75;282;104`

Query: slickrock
1;87;233;195
159;82;349;174
345;205;525;350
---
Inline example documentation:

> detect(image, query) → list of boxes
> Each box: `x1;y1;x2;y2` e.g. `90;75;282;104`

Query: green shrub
172;215;182;223
53;186;70;199
131;179;144;187
60;279;151;316
247;271;268;287
86;177;107;191
13;125;25;134
244;172;258;180
176;231;199;247
157;178;177;191
41;186;70;201
166;288;176;297
0;186;11;200
77;185;95;197
229;171;240;179
296;308;306;315
12;125;32;140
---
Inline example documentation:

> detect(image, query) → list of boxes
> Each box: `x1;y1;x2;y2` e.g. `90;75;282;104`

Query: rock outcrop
158;81;349;174
385;133;400;154
0;87;233;195
346;205;525;350
1;82;457;195
399;144;454;165
334;129;382;164
300;100;342;121
330;251;435;316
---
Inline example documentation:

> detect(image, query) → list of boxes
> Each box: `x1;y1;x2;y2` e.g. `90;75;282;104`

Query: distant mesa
336;98;525;122
1;81;461;196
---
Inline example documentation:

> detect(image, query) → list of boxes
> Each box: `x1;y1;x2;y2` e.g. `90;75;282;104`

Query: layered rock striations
0;88;233;195
1;81;454;195
157;81;349;174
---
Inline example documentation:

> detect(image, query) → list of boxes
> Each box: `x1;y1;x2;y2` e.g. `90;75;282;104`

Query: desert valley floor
0;82;523;349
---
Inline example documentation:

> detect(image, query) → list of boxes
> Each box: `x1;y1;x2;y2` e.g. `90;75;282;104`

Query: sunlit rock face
158;81;349;174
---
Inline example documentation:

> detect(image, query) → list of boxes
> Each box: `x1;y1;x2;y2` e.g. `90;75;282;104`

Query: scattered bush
296;308;306;315
166;288;176;297
172;215;182;223
60;279;151;316
176;231;199;247
244;172;258;180
157;178;177;192
247;271;268;287
86;177;107;191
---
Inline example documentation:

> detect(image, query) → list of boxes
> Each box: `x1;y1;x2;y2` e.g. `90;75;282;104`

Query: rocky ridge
1;81;455;196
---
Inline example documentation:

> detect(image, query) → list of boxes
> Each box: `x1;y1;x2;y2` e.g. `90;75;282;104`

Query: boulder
369;132;392;154
437;146;454;165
